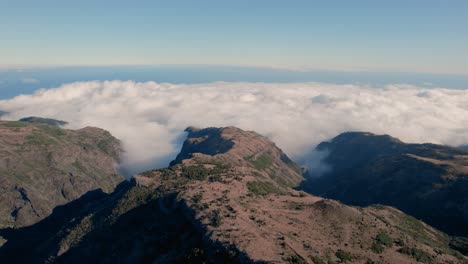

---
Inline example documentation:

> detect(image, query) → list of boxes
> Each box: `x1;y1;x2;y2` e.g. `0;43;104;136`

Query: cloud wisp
1;81;468;176
20;78;40;84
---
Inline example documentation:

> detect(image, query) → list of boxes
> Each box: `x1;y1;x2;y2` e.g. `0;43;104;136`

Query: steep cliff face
301;131;468;237
0;120;124;228
1;127;465;263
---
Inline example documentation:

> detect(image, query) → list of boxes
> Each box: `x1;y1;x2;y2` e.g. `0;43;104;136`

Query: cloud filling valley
1;80;467;176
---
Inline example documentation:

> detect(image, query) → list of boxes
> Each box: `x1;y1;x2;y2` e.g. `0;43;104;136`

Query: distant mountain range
0;124;466;263
301;132;468;240
18;116;68;126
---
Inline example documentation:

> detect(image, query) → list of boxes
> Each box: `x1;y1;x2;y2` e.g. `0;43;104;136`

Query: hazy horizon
1;65;467;100
2;1;468;74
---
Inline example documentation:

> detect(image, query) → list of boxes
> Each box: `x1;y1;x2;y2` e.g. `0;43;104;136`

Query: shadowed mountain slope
301;132;468;238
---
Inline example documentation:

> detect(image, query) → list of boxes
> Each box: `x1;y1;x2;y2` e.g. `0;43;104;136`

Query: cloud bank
1;81;468;176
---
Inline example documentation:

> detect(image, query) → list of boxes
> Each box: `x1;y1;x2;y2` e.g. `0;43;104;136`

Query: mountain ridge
302;131;468;238
0;120;124;229
1;127;466;263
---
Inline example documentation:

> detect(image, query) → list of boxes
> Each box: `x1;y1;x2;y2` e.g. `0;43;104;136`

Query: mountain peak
170;126;303;187
323;131;403;146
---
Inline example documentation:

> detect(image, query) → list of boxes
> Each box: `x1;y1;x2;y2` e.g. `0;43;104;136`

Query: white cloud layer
1;81;468;176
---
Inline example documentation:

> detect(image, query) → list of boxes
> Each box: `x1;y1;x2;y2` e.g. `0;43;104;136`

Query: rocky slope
0;120;124;228
1;127;465;263
301;132;468;238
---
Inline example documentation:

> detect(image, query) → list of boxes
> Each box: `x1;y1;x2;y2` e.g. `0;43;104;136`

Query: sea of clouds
1;80;467;176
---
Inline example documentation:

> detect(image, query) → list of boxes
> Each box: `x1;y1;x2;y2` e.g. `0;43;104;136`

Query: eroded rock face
302;131;468;237
1;127;466;263
0;120;124;228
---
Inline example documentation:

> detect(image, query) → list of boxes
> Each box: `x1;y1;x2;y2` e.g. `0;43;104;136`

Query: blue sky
1;0;467;74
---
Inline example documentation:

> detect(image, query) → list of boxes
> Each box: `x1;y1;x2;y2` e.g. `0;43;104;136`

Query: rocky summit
1;127;466;263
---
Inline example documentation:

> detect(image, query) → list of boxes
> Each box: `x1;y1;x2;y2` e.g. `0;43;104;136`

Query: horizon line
1;63;467;77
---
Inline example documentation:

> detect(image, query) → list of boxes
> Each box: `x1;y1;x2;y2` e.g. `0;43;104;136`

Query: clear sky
1;0;467;74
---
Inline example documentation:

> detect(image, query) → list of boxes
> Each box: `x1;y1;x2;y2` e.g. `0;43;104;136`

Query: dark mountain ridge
19;116;68;126
301;131;468;237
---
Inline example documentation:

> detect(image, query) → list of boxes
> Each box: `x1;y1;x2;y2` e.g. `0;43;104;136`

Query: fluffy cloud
1;81;468;176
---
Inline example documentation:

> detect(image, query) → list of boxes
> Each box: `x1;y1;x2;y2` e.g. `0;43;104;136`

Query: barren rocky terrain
1;126;465;263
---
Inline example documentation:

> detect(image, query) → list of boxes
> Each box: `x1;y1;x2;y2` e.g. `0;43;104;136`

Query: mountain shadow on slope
300;132;468;238
0;180;247;264
170;127;234;166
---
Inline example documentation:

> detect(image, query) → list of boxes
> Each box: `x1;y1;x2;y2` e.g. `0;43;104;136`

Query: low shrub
375;231;393;246
371;242;384;253
335;249;353;263
398;246;433;263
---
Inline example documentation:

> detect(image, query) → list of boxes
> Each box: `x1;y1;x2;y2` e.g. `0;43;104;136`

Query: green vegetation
181;163;229;181
246;181;284;196
39;125;66;136
398;246;433;263
311;256;326;264
208;174;223;182
395;238;406;246
59;215;94;251
26;132;55;145
97;138;115;155
191;193;203;204
370;231;392;253
335;249;353;263
1;121;27;128
375;231;393;246
110;186;158;222
245;152;273;170
182;166;212;180
210;209;222;227
285;255;306;264
144;167;177;179
371;242;384;253
396;212;449;248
